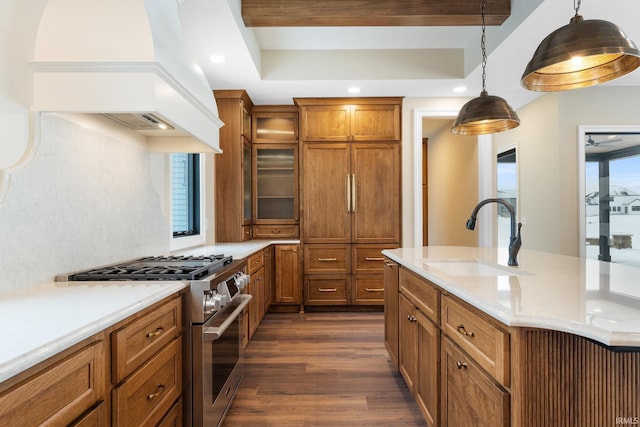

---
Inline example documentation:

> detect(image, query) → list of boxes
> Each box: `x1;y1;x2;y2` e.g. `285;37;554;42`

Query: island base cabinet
383;259;399;369
399;294;440;427
442;337;509;427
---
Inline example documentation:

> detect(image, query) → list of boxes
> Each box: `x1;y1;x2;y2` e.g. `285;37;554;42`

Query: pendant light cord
574;0;581;16
481;0;487;94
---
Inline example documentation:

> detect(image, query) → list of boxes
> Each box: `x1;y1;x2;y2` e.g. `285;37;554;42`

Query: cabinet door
299;105;351;141
351;143;401;243
243;141;252;224
275;245;301;304
302;144;351;243
350;104;401;141
398;294;418;392
442;337;509;427
416;310;440;427
264;245;275;310
253;144;298;224
248;267;265;338
252;111;298;143
383;259;399;370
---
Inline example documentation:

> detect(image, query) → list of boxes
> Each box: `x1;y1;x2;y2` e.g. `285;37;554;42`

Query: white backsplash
0;113;170;294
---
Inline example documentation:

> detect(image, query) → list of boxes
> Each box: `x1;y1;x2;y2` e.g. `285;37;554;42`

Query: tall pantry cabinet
214;90;253;242
296;97;402;306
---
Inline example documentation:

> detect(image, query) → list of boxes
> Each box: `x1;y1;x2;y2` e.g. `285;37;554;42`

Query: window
497;148;517;248
584;132;640;266
171;153;200;237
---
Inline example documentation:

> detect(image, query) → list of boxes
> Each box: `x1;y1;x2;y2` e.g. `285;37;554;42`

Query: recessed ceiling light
209;55;226;64
348;87;361;94
453;86;467;93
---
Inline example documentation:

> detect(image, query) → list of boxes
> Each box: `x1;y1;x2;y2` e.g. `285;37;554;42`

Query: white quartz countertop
0;281;186;384
383;246;640;348
177;240;299;260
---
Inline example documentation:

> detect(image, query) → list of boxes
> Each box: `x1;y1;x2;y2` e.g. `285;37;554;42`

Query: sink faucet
466;198;522;266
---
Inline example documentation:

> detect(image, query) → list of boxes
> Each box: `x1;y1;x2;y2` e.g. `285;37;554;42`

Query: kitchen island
383;246;640;427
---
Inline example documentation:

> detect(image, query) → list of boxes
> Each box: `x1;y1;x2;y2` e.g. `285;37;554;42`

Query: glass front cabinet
252;106;299;239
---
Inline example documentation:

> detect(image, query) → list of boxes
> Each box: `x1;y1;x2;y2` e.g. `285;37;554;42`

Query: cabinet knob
456;361;468;370
457;325;475;338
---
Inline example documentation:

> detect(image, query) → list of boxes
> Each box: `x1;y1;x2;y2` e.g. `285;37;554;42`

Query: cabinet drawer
353;275;385;305
304;244;350;274
0;340;105;426
304;275;350;305
353;245;397;274
248;250;265;274
399;268;440;324
252;225;299;239
112;297;181;383
112;337;182;427
441;295;510;387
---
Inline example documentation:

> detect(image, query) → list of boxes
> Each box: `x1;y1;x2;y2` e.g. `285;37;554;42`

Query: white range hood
31;0;223;153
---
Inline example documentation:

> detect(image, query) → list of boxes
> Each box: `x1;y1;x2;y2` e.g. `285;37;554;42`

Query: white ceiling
179;0;640;109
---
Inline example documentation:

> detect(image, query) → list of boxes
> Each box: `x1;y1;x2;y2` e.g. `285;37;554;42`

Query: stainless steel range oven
62;254;251;427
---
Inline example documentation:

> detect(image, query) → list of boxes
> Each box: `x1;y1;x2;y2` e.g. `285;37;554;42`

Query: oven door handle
203;294;252;342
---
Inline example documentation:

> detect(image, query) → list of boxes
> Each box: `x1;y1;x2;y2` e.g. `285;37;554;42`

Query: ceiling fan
586;135;624;146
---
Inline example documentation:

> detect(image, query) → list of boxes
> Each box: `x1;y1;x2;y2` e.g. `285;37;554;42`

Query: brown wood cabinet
0;294;184;427
398;270;440;427
274;244;302;307
297;97;401;307
111;295;183;426
0;338;106;426
383;258;399;369
442;337;509;427
297;99;401;142
263;245;275;309
247;250;266;339
252;105;298;144
214;89;254;242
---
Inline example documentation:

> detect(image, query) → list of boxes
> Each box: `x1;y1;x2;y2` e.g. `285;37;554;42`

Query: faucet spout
466;198;522;266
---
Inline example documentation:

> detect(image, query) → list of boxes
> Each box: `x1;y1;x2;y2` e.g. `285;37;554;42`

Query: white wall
493;86;640;256
0;113;172;294
426;120;479;247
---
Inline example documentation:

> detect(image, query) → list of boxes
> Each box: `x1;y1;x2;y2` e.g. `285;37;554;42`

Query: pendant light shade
522;14;640;92
451;0;520;135
451;91;520;135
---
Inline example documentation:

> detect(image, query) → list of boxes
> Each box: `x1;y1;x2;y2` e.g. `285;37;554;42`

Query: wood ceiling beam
242;0;511;27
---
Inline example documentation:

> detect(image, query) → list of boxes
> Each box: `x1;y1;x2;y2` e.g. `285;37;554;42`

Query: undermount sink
422;259;529;277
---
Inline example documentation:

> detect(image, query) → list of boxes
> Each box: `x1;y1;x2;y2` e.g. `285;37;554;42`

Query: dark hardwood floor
223;311;427;427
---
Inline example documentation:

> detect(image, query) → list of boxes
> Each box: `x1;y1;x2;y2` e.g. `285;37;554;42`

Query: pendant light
521;0;640;92
451;0;520;135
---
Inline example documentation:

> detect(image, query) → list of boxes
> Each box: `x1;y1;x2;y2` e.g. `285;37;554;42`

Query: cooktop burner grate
68;254;233;281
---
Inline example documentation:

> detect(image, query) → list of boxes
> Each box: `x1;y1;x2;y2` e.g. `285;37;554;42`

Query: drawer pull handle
317;258;337;262
365;257;385;261
147;384;165;400
383;261;395;267
456;361;468;370
318;288;338;292
365;288;384;292
457;325;475;338
146;327;164;338
271;230;281;233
